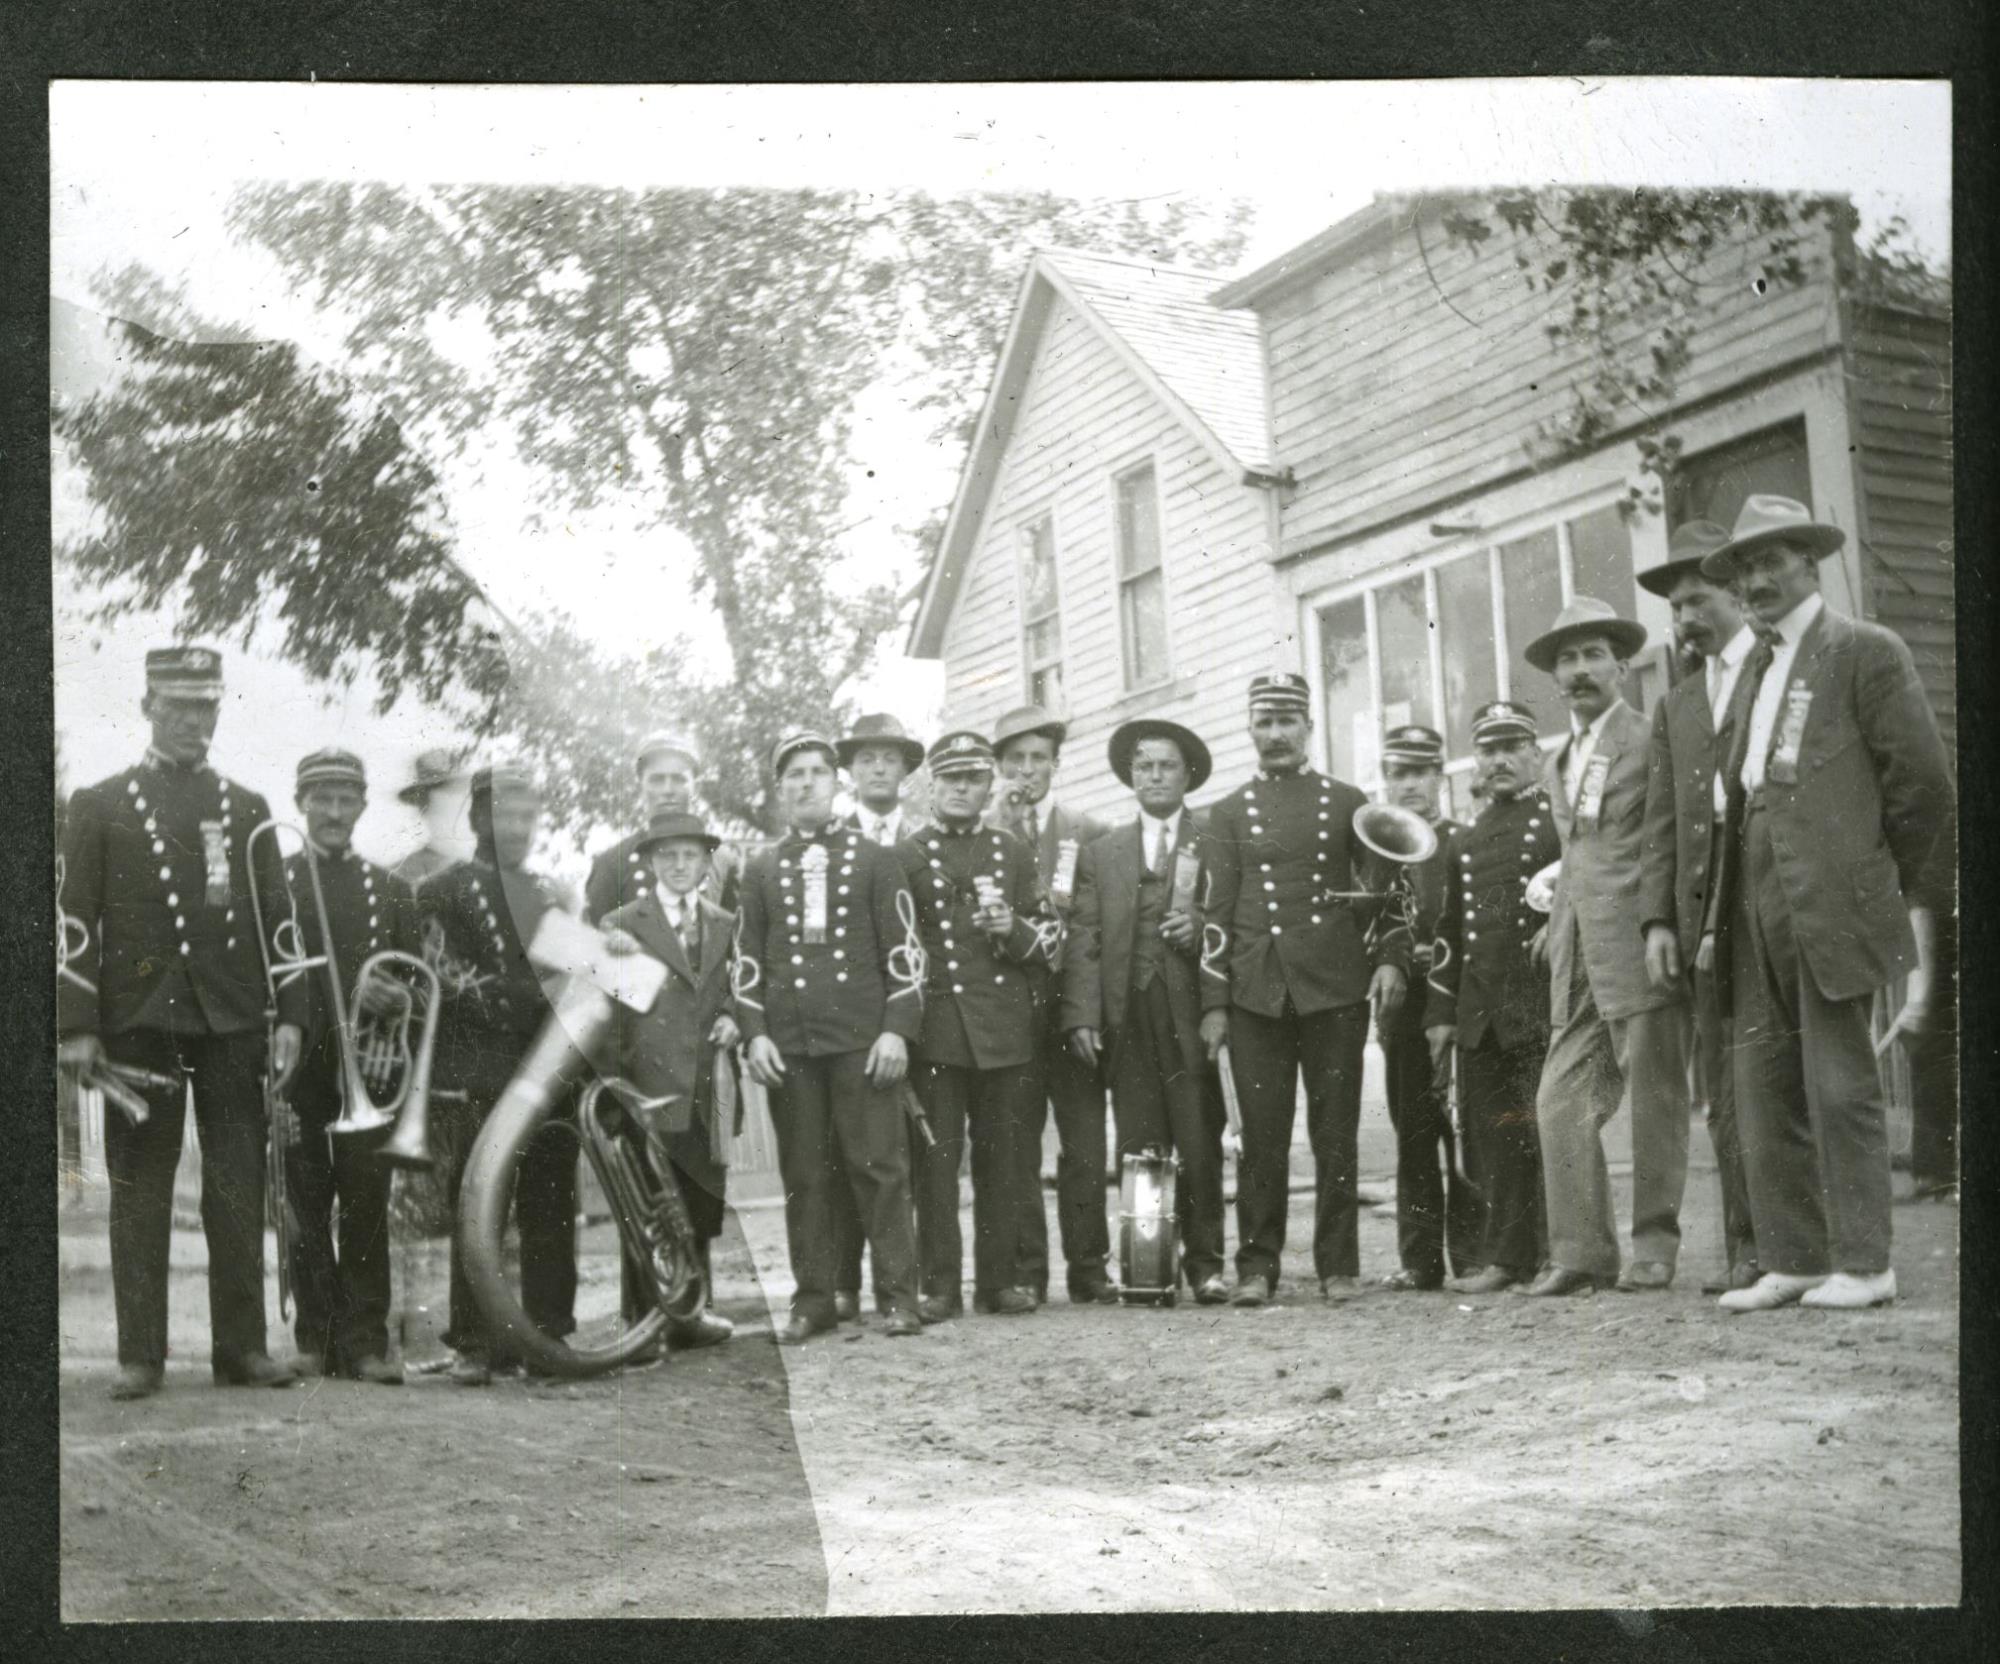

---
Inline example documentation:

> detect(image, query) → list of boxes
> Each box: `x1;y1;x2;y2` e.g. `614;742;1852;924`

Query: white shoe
1718;1272;1826;1313
1800;1270;1897;1309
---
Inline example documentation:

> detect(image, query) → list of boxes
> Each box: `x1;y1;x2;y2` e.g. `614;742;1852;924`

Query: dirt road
57;1116;1959;1618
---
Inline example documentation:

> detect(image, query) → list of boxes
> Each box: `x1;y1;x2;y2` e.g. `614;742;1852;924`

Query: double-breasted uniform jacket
605;889;739;1200
58;756;308;1041
1637;665;1749;965
896;822;1063;1071
419;857;571;1041
281;846;423;1050
1544;701;1676;1026
1060;810;1209;1080
1198;767;1410;1019
735;825;925;1058
1713;606;1955;1008
1425;791;1563;1050
585;828;740;926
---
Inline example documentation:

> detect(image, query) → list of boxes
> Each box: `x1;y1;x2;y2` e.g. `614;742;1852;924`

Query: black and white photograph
46;76;1958;1619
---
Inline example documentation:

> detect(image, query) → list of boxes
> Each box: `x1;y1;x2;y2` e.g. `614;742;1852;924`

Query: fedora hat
397;747;467;805
836;713;925;773
1524;595;1649;674
991;703;1068;754
1108;718;1212;792
632;809;723;856
1636;519;1734;598
1699;494;1846;581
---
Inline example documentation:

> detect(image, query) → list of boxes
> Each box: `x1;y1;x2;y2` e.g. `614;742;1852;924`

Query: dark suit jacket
1546;700;1677;1024
606;890;738;1198
1714;605;1955;1006
1060;810;1209;1077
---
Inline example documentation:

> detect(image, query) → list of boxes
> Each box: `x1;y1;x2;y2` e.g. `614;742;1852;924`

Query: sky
50;78;1952;867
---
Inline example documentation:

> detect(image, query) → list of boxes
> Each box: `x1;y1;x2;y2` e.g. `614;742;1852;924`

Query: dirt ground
57;1102;1960;1619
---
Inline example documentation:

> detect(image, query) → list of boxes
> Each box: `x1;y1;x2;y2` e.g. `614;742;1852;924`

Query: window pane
1115;466;1161;578
1026;614;1061;667
1021;517;1059;621
1447;768;1483;825
1436;551;1498;757
1121;570;1169;687
1031;663;1065;711
1568;503;1637;624
1318;596;1370;783
1500;528;1567;738
1375;573;1436;736
1669;418;1812;530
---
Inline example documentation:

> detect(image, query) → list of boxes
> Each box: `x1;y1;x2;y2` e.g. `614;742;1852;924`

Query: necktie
1724;632;1779;793
1151;823;1170;878
1023;802;1041;850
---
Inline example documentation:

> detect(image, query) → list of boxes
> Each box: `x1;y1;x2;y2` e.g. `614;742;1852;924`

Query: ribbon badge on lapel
799;843;829;943
1769;683;1814;786
1574;753;1612;833
1051;836;1080;907
200;819;231;908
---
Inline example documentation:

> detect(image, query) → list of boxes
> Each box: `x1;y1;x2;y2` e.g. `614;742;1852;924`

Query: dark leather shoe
349;1354;405;1386
1193;1274;1230;1306
667;1311;734;1351
292;1350;327;1379
213;1353;299;1388
774;1313;832;1347
1374;1268;1443;1292
883;1309;924;1338
1230;1274;1273;1307
1517;1266;1599;1298
1319;1276;1361;1302
976;1288;1036;1316
449;1352;492;1387
833;1291;861;1324
1448;1266;1519;1294
1068;1275;1118;1305
918;1294;961;1324
1703;1261;1763;1294
109;1363;163;1401
1615;1261;1674;1292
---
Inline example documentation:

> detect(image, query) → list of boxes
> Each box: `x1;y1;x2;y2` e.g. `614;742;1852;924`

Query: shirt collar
1137;805;1185;840
1715;624;1756;670
142;746;208;776
1774;590;1824;647
1568;703;1616;744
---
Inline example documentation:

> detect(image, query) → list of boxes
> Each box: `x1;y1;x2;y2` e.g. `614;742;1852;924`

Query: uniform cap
1380;724;1445;767
836;713;925;773
295;747;367;793
632;729;702;776
1471;700;1540;744
1699;494;1846;580
770;730;838;778
470;760;542;802
1247;671;1311;714
1522;595;1648;673
926;730;997;778
144;644;224;701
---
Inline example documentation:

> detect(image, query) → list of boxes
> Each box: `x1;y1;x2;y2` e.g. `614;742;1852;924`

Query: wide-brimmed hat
1523;595;1649;674
296;747;367;794
398;747;467;805
1699;494;1846;581
1108;718;1212;792
632;809;723;856
145;644;224;702
836;713;925;773
1636;519;1734;598
991;703;1067;755
927;730;997;778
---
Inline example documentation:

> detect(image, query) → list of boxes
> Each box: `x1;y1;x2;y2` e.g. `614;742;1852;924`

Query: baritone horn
1322;801;1439;900
349;949;441;1172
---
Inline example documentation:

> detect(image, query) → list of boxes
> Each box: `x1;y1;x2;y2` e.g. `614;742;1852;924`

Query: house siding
940;299;1277;822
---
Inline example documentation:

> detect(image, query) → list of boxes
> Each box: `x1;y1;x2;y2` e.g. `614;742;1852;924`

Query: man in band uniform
736;732;927;1344
1061;718;1228;1303
1525;596;1693;1296
1702;497;1955;1312
1637;520;1764;1294
1370;724;1477;1292
1424;702;1563;1292
57;646;306;1399
991;704;1117;1305
901;730;1065;1320
421;764;580;1383
279;747;422;1383
1197;672;1411;1306
828;712;929;1321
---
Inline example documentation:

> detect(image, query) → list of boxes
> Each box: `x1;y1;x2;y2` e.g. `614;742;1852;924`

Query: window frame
1108;454;1174;693
1014;504;1066;709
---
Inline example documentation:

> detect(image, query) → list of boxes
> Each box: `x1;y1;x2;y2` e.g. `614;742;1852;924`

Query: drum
1118;1148;1179;1306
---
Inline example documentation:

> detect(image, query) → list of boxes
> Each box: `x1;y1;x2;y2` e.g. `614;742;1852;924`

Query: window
1019;513;1065;709
1668;418;1812;531
1318;595;1371;783
1114;463;1169;688
1436;551;1498;756
1500;528;1566;738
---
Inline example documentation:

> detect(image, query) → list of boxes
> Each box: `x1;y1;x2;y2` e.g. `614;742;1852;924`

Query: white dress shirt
1135;805;1186;875
1705;624;1757;814
858;807;904;846
1561;703;1618;808
1741;592;1824;794
661;890;700;948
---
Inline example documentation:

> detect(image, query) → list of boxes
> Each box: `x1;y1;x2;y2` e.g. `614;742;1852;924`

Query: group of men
56;493;1957;1399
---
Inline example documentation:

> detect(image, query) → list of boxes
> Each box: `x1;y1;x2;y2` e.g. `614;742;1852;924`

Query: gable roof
907;246;1279;659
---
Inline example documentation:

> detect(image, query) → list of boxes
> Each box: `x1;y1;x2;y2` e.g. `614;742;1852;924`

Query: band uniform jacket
1637;665;1752;965
897;823;1063;1071
1060;811;1209;1080
1544;701;1676;1026
279;846;424;1050
584;828;741;926
1714;606;1956;1008
734;825;925;1058
1198;768;1411;1019
419;858;571;1039
390;844;458;893
1425;792;1562;1050
605;889;738;1200
58;758;309;1040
